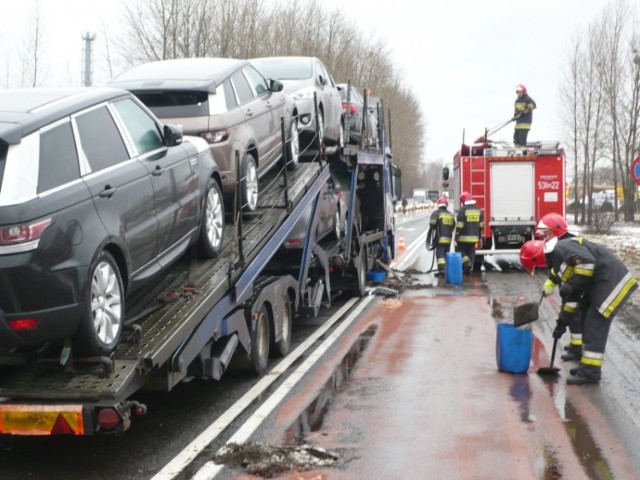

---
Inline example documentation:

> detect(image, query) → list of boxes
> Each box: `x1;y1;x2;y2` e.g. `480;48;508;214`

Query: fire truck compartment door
490;163;534;222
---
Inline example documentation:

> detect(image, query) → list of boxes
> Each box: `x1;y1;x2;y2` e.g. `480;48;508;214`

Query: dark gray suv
0;87;224;357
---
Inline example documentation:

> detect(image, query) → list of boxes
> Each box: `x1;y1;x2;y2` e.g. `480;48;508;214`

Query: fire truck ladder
469;157;486;209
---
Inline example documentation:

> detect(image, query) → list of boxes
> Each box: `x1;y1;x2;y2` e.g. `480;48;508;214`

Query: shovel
537;337;561;376
513;292;544;327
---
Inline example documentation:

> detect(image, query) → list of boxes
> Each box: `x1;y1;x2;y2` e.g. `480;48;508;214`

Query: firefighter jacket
514;93;536;130
428;207;455;245
549;236;637;319
455;202;484;244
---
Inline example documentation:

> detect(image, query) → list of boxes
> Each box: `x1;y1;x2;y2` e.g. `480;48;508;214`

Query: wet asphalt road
2;211;640;479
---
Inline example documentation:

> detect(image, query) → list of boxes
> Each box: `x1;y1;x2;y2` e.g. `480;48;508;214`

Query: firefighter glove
559;283;574;300
542;278;556;297
553;319;567;339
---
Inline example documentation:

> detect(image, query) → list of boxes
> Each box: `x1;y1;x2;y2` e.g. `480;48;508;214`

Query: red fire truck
444;141;566;257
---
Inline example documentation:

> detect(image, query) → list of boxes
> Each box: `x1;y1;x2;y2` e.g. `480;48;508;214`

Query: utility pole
81;32;96;86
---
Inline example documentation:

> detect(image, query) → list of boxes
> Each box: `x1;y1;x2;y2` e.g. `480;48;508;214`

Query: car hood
278;79;315;94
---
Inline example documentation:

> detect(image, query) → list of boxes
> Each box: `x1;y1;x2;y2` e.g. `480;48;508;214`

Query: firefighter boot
560;344;581;362
567;365;601;385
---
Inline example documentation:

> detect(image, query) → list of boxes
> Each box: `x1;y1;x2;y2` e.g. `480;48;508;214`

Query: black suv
0;87;225;357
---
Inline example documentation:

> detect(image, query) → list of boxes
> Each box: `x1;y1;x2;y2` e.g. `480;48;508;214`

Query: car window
222;80;237;110
243;65;269;96
133;90;209;119
230;70;253;104
112;98;164;155
75;106;129;173
38;121;80;193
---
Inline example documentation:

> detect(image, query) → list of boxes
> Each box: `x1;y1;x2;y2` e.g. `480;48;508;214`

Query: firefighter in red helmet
427;196;455;277
513;84;536;147
455;191;484;275
536;213;637;384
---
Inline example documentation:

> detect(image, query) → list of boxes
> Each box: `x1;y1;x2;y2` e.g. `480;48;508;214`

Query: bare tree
20;0;48;87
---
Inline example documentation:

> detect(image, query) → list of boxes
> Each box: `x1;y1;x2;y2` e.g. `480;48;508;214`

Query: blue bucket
367;269;386;283
445;252;462;285
496;323;532;373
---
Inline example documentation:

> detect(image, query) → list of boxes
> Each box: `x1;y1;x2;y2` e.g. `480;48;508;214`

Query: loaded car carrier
0;114;400;436
445;140;566;258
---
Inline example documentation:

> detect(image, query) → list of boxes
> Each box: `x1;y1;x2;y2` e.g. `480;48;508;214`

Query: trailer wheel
272;295;293;357
75;251;124;356
197;179;225;258
249;304;271;375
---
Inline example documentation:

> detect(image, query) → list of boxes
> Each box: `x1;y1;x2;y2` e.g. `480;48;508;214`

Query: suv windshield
133;91;209;119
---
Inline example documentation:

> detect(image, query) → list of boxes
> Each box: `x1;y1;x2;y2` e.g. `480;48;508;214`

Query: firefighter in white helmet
426;197;455;277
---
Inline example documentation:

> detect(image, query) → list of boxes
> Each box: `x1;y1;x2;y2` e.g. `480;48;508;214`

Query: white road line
192;295;375;480
392;230;429;270
151;297;359;480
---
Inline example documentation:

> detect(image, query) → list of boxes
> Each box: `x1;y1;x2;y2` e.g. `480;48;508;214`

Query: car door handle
245;109;253;117
266;102;272;108
152;166;164;176
99;185;117;198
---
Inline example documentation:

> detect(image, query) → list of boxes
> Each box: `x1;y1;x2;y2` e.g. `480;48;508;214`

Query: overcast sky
0;0;616;161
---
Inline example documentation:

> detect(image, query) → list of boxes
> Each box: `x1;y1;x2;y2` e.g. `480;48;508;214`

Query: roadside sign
631;156;640;185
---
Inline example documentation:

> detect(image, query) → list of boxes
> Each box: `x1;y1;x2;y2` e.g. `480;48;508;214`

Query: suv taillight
200;130;231;144
0;218;52;254
341;103;357;114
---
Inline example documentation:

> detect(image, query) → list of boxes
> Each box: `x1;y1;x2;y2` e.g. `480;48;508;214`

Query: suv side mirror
163;124;183;147
442;166;449;181
269;79;284;92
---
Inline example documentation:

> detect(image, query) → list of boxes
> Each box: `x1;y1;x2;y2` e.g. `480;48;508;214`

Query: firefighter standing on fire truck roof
521;213;637;385
427;197;455;277
513;84;536;147
455;191;484;275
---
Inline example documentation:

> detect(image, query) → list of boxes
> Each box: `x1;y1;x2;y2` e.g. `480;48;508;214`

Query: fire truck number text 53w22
538;181;560;190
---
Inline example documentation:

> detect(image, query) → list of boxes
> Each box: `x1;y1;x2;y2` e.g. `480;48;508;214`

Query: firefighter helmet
520;240;546;274
516;84;527;94
537;213;568;238
437;196;448;207
460;191;472;204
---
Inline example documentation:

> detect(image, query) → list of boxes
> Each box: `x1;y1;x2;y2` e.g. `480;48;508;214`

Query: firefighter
524;213;638;385
427;196;455;277
455;191;484;275
535;215;584;362
512;84;536;147
520;227;583;362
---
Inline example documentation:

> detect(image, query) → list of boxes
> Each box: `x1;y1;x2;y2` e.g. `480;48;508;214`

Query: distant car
0;87;224;357
336;83;378;148
283;161;350;249
250;56;344;155
108;57;299;213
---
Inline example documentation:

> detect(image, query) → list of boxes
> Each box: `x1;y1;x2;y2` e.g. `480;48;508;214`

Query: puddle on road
282;325;377;445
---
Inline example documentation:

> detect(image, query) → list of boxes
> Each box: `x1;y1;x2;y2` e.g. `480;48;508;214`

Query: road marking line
151;297;360;480
192;295;375;480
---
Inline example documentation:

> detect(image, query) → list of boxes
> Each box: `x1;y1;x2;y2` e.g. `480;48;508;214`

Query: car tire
350;246;367;298
286;119;300;171
75;251;124;357
241;154;258;214
198;179;225;259
316;112;325;149
249;304;270;375
329;207;342;240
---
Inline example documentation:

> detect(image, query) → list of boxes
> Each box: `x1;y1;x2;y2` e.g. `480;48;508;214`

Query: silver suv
108;58;300;213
